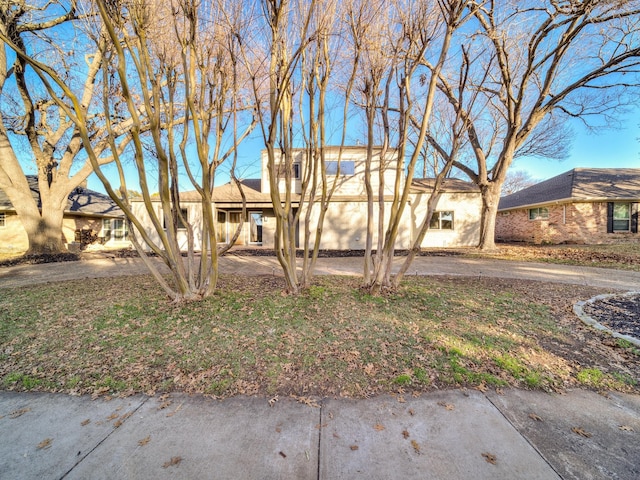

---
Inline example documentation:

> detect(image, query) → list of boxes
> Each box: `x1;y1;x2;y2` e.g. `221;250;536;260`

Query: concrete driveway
1;253;640;291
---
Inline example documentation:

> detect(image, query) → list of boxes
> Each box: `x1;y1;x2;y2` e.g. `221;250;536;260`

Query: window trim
429;211;454;230
528;207;549;220
612;202;631;232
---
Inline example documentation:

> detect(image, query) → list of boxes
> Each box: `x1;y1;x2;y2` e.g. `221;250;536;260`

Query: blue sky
86;109;639;194
512;111;639;181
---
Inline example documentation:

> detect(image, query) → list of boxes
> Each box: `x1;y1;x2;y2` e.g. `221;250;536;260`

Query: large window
325;160;355;176
529;207;549;220
429;211;454;230
0;212;5;227
613;202;630;232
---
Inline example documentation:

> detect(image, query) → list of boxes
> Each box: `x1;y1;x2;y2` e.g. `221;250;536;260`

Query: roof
0;176;122;217
498;168;640;211
411;177;480;193
176;180;273;204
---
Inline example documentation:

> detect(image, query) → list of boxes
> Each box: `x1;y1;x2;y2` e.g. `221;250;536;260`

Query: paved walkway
1;255;640;479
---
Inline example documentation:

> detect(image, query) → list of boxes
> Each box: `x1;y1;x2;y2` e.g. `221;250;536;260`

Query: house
495;168;640;244
131;146;483;251
0;176;128;252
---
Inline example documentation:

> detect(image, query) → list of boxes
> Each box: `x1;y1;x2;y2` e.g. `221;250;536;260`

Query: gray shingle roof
0;176;122;217
411;177;480;193
498;168;640;211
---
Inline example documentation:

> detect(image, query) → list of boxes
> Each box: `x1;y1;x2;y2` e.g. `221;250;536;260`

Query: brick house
495;168;640;244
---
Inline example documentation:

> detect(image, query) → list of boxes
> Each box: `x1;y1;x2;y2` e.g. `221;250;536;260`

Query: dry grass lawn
1;273;638;399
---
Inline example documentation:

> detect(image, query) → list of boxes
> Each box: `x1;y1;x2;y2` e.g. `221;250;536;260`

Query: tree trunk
22;206;67;255
478;183;501;251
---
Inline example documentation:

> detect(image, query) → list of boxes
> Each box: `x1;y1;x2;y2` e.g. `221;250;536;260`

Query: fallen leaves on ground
37;438;53;450
619;425;634;432
138;436;151;446
572;427;593;438
2;274;639;400
528;413;543;422
482;452;497;464
411;440;421;454
162;456;183;468
373;423;385;431
437;402;455;411
9;408;30;419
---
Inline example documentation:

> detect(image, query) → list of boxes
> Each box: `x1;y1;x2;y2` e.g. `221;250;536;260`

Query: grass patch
0;274;638;398
468;243;640;272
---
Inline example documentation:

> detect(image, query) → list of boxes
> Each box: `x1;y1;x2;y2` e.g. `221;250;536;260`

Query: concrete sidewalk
2;254;640;291
2;388;639;480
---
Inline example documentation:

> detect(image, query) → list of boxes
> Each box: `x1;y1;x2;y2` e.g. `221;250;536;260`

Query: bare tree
502;170;537;195
350;0;474;293
4;0;254;301
433;0;640;250
238;0;350;293
0;1;133;255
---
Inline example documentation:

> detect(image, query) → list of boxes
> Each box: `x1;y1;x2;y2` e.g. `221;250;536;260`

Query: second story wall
261;147;403;198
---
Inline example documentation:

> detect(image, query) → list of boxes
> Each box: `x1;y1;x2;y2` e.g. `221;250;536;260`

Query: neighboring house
0;176;128;252
132;147;482;251
495;168;640;244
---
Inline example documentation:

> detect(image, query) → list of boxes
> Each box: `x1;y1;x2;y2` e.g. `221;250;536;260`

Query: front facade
0;176;128;253
133;147;482;251
496;168;640;244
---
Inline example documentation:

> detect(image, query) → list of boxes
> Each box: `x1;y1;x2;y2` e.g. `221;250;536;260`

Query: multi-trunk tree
3;0;255;301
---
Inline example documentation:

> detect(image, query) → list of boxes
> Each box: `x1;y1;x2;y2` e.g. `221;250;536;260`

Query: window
102;218;128;241
163;208;189;230
0;212;5;227
429;211;454;230
276;162;300;179
325;160;355;176
612;202;630;232
529;207;549;220
112;219;128;240
103;219;111;239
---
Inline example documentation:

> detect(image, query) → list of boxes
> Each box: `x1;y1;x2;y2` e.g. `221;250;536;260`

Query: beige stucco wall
410;192;482;248
0;212;29;252
131;201;205;251
298;191;481;251
132;188;482;252
261;149;402;198
495;202;640;244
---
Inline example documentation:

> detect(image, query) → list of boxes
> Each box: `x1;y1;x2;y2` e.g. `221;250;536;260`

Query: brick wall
495;201;640;244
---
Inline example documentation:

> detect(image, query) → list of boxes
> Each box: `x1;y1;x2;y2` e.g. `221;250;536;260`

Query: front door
249;212;263;245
